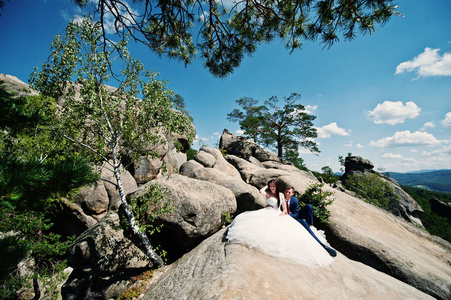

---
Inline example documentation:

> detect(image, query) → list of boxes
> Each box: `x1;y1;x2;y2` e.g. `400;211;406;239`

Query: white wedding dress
226;197;334;267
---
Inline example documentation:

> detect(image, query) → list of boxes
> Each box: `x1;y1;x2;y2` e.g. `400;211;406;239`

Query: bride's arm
279;192;288;215
259;185;268;198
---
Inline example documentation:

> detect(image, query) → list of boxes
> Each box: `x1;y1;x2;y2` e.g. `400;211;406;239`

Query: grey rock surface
143;229;435;300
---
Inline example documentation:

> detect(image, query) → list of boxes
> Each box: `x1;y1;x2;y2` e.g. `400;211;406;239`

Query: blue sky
1;0;450;173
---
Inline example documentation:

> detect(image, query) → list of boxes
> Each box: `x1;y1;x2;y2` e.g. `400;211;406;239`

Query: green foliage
186;148;197;161
401;185;451;242
227;97;266;143
283;145;308;171
0;155;99;211
298;183;334;223
344;173;399;208
221;211;234;227
123;184;173;262
127;184;173;236
73;0;399;77
29;17;195;266
219;149;227;157
30;17;195;168
228;93;319;158
172;94;193;122
116;270;153;300
0;212;74;300
0;49;97;299
312;166;339;186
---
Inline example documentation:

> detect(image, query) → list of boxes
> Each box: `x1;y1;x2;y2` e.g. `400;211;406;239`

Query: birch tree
30;17;194;267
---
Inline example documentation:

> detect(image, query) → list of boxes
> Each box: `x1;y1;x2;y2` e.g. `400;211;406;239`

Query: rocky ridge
2;74;450;299
65;130;450;299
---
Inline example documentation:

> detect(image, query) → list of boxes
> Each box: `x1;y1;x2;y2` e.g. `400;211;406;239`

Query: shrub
298;183;334;223
343;173;399;209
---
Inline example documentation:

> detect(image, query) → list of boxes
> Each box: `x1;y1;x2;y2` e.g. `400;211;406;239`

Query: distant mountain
389;169;451;194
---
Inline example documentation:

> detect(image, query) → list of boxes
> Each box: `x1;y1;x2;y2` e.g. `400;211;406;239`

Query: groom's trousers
296;204;323;246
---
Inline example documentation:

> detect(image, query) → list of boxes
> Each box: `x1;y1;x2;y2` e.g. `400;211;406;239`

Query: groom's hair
285;185;294;192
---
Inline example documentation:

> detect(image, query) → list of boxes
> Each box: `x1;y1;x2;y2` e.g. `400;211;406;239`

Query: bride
226;197;334;267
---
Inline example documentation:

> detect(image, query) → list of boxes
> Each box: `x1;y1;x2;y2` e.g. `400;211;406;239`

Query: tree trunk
32;268;40;300
112;161;164;267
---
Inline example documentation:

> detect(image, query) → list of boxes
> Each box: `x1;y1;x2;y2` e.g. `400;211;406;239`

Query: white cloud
290;105;318;117
67;0;138;34
356;143;364;149
304;105;318;114
440;112;451;127
316;122;351;139
423;145;451;156
419;145;451;169
382;153;403;159
366;101;421;125
395;47;451;78
235;129;244;135
213;132;220;136
421;121;435;131
370;130;441;148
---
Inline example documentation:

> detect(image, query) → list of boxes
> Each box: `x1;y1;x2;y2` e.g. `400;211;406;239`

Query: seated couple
226;179;336;267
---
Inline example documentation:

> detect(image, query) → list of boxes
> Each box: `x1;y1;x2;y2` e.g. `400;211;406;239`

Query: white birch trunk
112;151;164;267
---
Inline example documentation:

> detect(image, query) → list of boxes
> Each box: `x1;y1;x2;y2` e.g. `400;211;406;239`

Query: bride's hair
266;179;280;207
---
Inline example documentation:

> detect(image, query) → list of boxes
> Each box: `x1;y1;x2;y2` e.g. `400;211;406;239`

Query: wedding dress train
226;198;334;267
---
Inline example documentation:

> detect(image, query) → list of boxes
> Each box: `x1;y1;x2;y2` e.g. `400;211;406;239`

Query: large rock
383;175;424;225
54;163;138;237
225;154;319;196
219;129;282;163
322;185;451;300
0;73;38;96
142;229;434;300
63;212;152;300
430;197;451;221
344;155;374;172
100;163;138;211
341;156;424;226
130;174;237;251
180;148;265;214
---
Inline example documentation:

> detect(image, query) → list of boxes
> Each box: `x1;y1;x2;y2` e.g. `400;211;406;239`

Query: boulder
341;156;424;226
180;148;265;214
63;212;152;300
142;228;434;300
133;155;163;184
219;129;282;163
100;162;138;211
383;175;424;225
132;133;191;183
322;184;451;300
430;198;451;221
130;174;237;251
0;73;38;96
344;155;374;173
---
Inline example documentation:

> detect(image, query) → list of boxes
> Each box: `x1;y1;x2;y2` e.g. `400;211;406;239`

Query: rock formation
130;174;237;250
62;213;152;300
430;197;451;221
180;147;265;214
142;229;436;300
4;74;450;300
340;155;424;226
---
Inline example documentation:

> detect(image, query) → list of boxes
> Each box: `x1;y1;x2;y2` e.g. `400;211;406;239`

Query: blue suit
285;196;313;226
285;196;337;257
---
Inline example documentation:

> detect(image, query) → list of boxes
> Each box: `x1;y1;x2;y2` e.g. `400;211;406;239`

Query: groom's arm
289;197;300;219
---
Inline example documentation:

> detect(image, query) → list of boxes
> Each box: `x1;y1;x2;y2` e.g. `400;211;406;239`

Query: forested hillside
401;185;451;242
390;170;451;194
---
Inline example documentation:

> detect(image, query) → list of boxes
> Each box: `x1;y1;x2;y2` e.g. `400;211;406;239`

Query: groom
283;185;337;257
